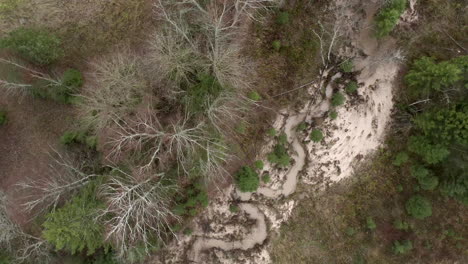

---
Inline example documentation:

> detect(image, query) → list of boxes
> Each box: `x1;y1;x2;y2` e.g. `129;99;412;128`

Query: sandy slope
155;0;408;263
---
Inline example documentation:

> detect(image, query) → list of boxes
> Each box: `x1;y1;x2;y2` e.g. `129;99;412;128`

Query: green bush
405;195;432;219
248;91;262;101
408;136;450;164
418;175;439;191
262;174;271;183
51;69;84;103
393;240;413;254
329;110;338;120
310;129;323;142
235;122;247;134
375;0;407;38
366;217;377;230
272;40;281;51
410;165;439;191
405;57;462;96
42;183;106;255
186;73;223;113
173;184;209;216
345;81;358;93
440;175;468;205
278;132;288;145
0;28;63;65
229;205;240;213
235;166;259;192
296;122;307;131
393;220;410;231
0;110;7;125
340;60;353;73
414;104;468;146
392;152;409;166
267;128;277;137
276;11;290;25
0;249;12;264
254;160;264;170
346;227;357;236
331;92;346;106
87;252;118;264
267;144;291;167
60;131;97;150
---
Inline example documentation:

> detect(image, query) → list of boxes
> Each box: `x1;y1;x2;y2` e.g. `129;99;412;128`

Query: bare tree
78;53;148;131
0;192;19;250
205;92;250;134
146;28;202;91
17;151;97;216
107;112;230;178
312;20;343;69
99;168;179;257
15;234;52;264
0;57;62;96
155;0;274;91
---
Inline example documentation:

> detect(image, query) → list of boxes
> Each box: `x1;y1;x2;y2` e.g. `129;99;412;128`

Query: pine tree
42;183;106;255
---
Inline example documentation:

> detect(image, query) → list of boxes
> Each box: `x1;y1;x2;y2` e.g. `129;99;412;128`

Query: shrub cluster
405;195;432;219
331;92;346;107
0;28;63;65
60;130;97;150
340;60;354;73
235;166;259;193
310;129;323;142
173;184;209;216
374;0;407;38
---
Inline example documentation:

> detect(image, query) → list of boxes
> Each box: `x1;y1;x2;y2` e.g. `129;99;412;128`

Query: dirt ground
0;94;72;227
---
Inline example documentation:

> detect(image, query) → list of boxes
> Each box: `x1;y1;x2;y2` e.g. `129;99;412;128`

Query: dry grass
271;149;468;264
0;0;152;63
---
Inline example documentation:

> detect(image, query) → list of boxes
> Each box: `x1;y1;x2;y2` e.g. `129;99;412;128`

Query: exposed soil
0;95;72;228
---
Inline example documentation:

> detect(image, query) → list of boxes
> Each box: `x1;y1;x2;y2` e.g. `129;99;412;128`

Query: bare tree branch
99;168;179;257
17;150;97;216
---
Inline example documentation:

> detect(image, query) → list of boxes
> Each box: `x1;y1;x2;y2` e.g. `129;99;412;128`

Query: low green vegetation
52;69;84;103
186;73;223;113
393;240;413;254
262;174;271;183
248;91;262;101
272;40;281;51
345;81;358;94
310;129;323;142
229;204;239;213
374;0;407;38
267;128;277;137
393;219;410;231
276;11;290;25
267;133;291;168
0;110;6;125
405;195;432;219
235;166;260;192
331;92;346;106
329;110;338;120
366;217;377;230
60;130;97;150
340;60;353;73
296;122;307;131
0;27;63;65
173;184;209;217
254;160;264;170
392;152;409;166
